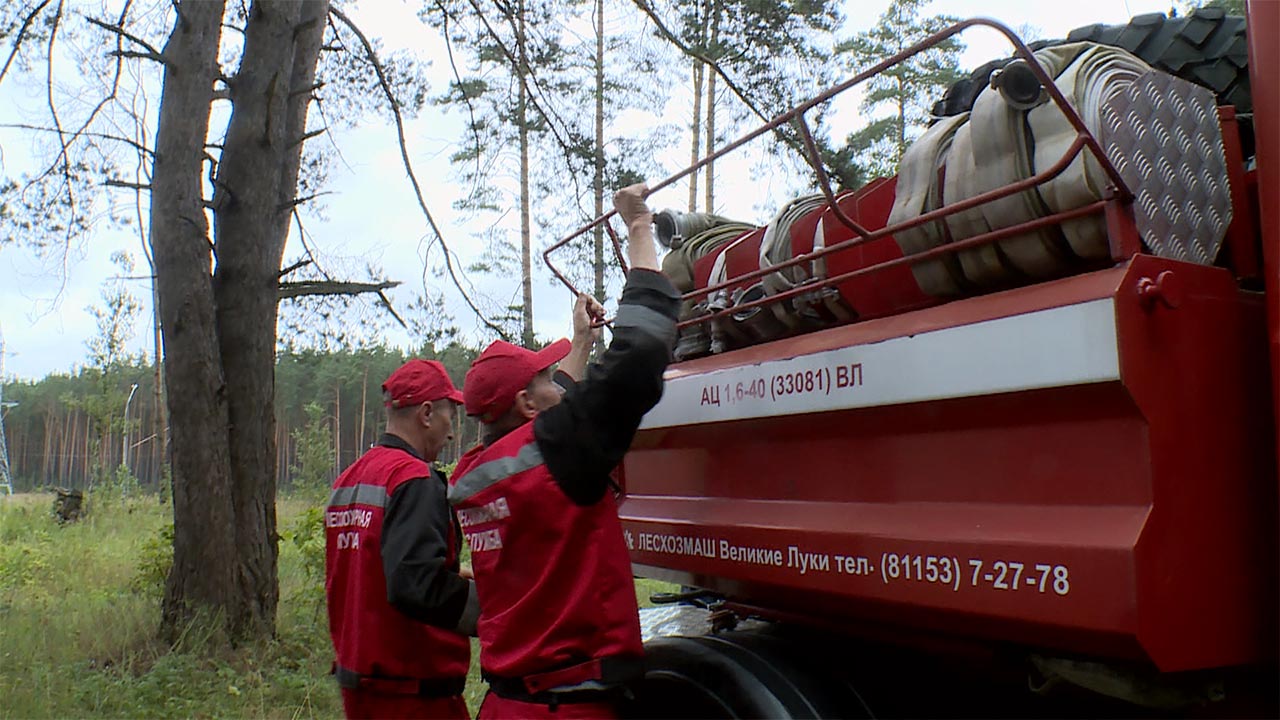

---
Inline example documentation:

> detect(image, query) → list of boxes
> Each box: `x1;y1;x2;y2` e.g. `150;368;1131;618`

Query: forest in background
1;342;481;494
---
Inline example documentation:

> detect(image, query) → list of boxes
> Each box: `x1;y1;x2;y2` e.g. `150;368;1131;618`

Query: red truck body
623;253;1276;673
546;2;1279;713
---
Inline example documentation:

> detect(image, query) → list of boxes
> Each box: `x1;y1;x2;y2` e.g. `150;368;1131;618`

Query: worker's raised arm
614;183;659;271
533;182;679;505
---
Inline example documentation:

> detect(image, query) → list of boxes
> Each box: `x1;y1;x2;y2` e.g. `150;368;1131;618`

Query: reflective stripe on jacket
449;422;643;681
326;445;470;682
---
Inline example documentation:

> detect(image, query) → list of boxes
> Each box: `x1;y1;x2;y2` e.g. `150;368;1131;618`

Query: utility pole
1;325;16;496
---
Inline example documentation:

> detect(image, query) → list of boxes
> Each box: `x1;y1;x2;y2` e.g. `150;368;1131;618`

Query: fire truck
547;3;1277;716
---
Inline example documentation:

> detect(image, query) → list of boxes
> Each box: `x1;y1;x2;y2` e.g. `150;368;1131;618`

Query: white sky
0;0;1175;380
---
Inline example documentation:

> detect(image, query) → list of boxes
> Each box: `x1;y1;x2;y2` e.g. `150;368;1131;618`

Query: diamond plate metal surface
1100;71;1232;264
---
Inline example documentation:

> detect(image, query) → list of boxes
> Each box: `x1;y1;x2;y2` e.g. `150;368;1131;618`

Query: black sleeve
535;269;680;506
381;472;478;632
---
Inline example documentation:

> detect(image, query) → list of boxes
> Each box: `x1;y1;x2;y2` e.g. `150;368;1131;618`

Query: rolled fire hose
887;112;969;296
1028;43;1150;260
952;44;1090;285
896;42;1154;290
757;194;830;332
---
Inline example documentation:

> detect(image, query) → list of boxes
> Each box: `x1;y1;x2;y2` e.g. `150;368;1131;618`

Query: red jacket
326;444;470;682
449;422;643;683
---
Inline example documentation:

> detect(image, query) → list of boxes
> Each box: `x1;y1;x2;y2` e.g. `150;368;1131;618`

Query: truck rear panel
621;255;1277;672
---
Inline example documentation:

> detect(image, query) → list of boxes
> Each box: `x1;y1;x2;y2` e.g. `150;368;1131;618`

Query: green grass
0;492;677;718
0;492;341;719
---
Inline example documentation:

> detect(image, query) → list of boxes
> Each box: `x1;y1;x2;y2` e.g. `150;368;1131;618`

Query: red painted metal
794;115;873;238
1217;106;1261;283
1248;0;1280;507
622;257;1278;672
688;227;762;298
815;178;936;319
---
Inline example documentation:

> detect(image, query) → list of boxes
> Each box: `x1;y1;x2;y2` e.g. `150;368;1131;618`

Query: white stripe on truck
639;299;1120;429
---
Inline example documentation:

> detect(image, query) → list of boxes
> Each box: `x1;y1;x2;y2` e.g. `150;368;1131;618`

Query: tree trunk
592;0;607;355
209;0;327;639
592;0;605;305
705;0;719;213
41;411;52;485
153;0;237;640
357;366;368;454
688;61;702;213
151;277;167;492
333;382;341;470
517;0;534;347
59;410;71;487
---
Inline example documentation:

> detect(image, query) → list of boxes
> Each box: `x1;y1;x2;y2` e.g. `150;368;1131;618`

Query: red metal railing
543;17;1139;330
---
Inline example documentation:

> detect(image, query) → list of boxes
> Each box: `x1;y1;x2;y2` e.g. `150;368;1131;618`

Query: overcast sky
0;0;1175;381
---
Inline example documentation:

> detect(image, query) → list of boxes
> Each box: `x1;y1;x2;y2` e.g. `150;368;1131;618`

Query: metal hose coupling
654;210;739;250
990;59;1048;110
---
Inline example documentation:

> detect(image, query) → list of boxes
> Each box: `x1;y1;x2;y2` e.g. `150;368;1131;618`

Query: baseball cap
382;359;465;409
464;339;572;422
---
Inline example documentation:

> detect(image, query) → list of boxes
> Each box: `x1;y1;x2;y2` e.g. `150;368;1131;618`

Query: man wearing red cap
448;184;679;719
325;359;480;719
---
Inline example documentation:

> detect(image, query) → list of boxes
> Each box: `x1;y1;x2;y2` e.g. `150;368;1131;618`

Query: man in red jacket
326;359;480;719
449;184;679;719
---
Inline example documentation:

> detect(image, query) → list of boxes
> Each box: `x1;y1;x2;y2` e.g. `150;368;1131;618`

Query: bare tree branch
291;208;333;282
43;0;76;285
0;122;155;156
278;258;312;278
628;0;814;164
85;15;165;60
103;179;150;190
450;0;593;260
432;0;484;204
376;289;408;329
31;0;135;194
278;279;401;299
330;5;510;341
460;0;585;165
289;127;325;149
110;49;167;64
0;0;52;90
276;190;331;211
289;80;323;98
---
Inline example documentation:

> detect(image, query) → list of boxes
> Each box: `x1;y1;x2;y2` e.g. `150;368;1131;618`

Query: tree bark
210;0;328;639
592;0;605;306
151;274;167;490
688;61;702;213
153;0;236;640
516;0;533;347
704;0;719;212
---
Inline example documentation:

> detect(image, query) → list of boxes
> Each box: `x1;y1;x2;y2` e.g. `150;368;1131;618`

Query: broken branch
110;49;167;65
278;279;401;300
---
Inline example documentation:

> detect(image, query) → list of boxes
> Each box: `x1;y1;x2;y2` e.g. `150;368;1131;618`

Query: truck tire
628;633;870;719
932;9;1250;118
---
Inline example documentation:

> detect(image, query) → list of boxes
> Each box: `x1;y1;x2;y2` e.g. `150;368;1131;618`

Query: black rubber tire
933;9;1250;117
626;633;871;719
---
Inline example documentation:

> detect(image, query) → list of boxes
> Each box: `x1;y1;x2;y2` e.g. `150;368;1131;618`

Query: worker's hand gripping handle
613;183;660;273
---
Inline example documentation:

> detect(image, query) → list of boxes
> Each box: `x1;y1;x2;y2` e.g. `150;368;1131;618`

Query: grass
0;491;675;718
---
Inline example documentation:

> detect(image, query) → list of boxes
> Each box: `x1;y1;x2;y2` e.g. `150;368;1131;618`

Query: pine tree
838;0;965;179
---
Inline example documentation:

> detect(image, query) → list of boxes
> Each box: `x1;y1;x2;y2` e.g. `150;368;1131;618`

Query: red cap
464;339;572;421
382;359;464;409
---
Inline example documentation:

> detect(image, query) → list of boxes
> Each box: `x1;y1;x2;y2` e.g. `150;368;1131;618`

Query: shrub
132;522;173;597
